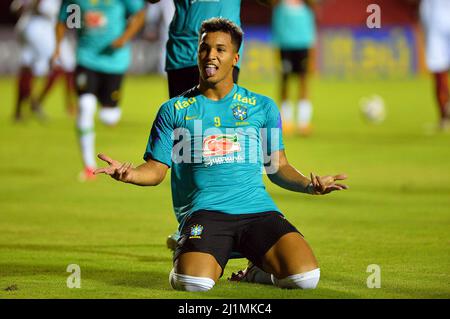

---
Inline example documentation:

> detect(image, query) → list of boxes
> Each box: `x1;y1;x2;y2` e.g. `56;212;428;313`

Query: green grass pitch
0;74;449;299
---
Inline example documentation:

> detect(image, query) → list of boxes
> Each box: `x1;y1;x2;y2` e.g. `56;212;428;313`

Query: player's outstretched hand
94;153;134;183
309;173;348;195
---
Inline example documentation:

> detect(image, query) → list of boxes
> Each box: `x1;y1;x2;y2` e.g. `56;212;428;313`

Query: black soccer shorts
280;48;310;76
75;65;124;107
174;210;302;274
167;66;240;98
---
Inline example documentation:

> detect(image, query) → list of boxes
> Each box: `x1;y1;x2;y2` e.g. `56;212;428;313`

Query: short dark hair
199;17;244;52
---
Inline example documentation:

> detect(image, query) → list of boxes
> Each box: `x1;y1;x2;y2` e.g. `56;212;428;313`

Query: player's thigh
239;212;318;278
296;49;310;78
75;65;100;98
262;232;318;279
98;72;124;107
174;210;235;280
280;49;294;76
20;44;34;69
167;66;199;98
174;252;222;281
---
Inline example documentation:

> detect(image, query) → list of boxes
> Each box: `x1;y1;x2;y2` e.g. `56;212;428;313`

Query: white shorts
20;16;55;76
424;28;450;73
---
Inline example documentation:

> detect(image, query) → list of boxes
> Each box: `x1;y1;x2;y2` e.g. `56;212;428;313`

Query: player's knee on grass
271;268;320;289
99;106;121;126
169;268;215;292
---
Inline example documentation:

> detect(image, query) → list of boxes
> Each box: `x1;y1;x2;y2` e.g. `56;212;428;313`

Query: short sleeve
263;98;285;156
123;0;146;15
143;103;175;167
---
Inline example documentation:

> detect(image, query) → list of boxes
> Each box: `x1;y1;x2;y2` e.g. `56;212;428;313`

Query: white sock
281;100;293;123
297;99;313;127
77;94;97;169
99;107;122;126
169;269;215;292
272;268;320;289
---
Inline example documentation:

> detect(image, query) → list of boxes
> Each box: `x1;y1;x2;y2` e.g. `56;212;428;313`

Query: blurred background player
419;0;450;130
144;0;174;75
271;0;316;136
11;0;61;121
54;0;146;181
146;0;244;98
32;31;77;117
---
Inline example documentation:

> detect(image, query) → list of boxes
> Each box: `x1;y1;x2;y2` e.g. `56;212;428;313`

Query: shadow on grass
206;282;360;299
0;243;359;298
0;261;170;291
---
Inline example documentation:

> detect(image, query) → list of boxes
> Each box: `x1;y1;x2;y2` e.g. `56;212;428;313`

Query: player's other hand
95;153;134;183
309;173;348;195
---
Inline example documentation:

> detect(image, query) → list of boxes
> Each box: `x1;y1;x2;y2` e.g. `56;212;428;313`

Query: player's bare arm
111;9;147;48
51;21;66;66
95;153;168;186
267;150;348;195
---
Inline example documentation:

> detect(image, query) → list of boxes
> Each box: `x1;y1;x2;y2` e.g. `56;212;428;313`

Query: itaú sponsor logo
202;134;241;157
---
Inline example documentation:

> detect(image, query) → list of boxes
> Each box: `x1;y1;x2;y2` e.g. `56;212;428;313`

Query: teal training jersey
144;85;284;229
272;2;316;49
59;0;145;74
166;0;243;71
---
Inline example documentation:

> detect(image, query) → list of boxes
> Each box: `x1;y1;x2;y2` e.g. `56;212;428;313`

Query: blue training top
144;84;285;229
59;0;145;74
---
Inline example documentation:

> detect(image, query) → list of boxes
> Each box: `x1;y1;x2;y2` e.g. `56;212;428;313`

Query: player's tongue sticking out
205;65;218;77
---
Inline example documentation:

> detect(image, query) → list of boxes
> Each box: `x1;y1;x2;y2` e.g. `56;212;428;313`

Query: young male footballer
146;0;273;253
95;18;348;291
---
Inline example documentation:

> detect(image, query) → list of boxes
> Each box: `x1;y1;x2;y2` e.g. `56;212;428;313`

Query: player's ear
233;53;240;67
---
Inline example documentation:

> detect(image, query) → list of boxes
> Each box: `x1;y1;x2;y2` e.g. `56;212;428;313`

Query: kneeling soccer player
95;18;348;291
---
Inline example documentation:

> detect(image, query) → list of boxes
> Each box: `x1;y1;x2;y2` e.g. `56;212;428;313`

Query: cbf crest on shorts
189;224;204;239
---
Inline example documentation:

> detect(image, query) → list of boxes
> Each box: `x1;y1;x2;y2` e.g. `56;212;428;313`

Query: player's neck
198;77;235;101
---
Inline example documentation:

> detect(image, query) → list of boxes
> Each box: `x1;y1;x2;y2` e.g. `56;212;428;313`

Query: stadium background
0;0;423;77
0;0;449;299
